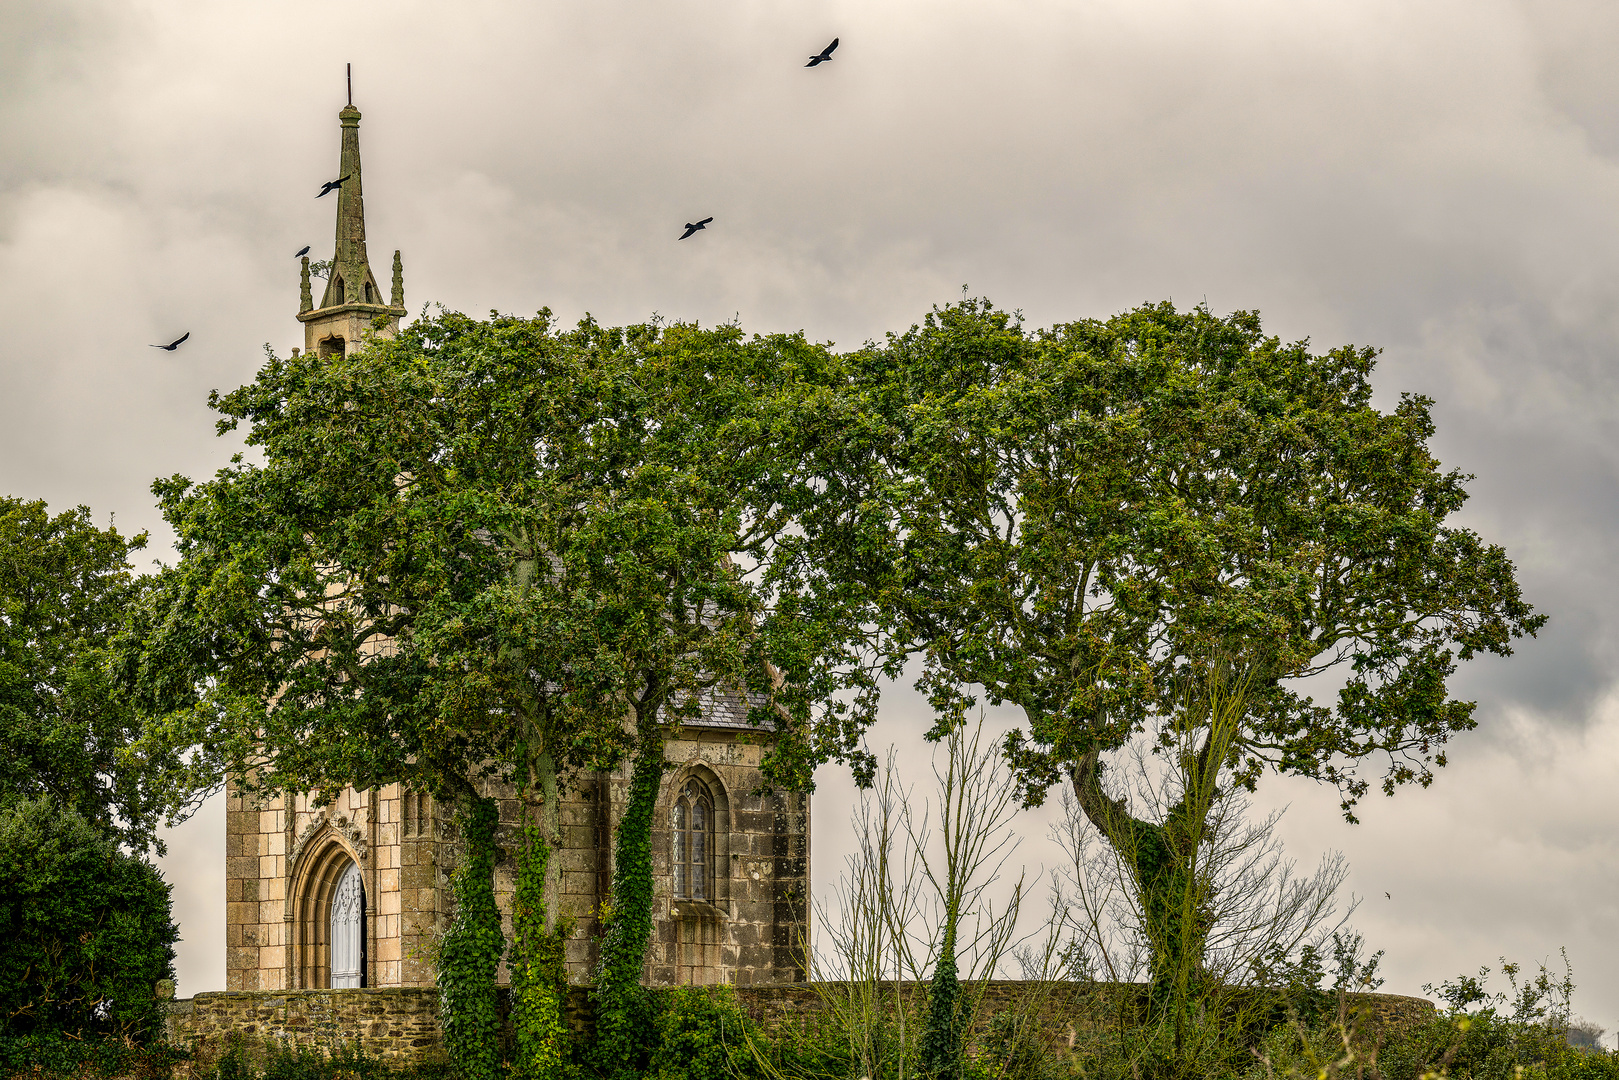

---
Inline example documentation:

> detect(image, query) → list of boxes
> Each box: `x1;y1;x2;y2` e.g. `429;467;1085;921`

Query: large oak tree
132;309;876;1079
797;299;1544;1000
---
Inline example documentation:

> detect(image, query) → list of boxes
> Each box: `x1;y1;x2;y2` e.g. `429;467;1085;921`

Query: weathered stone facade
224;99;810;994
226;721;811;991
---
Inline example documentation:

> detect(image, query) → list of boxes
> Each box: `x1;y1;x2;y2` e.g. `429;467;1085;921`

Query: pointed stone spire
314;104;385;311
331;104;371;307
297;97;406;358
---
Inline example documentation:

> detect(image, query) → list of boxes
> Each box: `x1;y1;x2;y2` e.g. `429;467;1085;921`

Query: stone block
227;855;258;882
227;901;259;927
555;845;595;872
559;803;595;827
401;864;434;890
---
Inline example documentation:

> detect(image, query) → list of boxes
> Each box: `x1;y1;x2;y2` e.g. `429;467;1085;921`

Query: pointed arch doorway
330;861;366;988
292;841;368;989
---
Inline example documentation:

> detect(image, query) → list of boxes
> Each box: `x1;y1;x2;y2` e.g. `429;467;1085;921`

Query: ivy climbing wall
225;713;809;992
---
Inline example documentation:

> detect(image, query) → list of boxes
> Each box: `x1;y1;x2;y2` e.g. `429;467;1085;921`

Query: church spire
330;103;372;307
297;84;406;358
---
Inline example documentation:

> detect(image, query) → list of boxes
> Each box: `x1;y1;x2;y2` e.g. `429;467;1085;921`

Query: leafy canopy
132;308;880;807
811;299;1543;818
0;498;192;853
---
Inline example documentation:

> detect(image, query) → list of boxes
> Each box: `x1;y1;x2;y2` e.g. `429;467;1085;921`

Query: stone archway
291;836;367;988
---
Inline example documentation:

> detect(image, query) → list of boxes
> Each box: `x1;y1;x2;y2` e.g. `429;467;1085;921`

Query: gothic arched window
672;778;713;901
330;860;366;987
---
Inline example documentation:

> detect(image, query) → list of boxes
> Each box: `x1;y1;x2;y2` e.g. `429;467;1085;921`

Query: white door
330;861;364;988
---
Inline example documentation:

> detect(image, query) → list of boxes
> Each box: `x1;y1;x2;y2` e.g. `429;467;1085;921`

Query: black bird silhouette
806;38;838;67
1385;892;1391;899
295;245;311;258
679;217;714;240
149;332;190;351
316;175;351;198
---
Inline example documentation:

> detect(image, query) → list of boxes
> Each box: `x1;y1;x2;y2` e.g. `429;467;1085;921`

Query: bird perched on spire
295;245;311;258
316;175;351;198
806;38;838;67
149;332;190;351
679;217;714;240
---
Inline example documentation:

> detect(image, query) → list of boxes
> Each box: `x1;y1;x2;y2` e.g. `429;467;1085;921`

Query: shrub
1254;954;1619;1080
0;797;178;1068
204;1035;455;1080
650;985;758;1080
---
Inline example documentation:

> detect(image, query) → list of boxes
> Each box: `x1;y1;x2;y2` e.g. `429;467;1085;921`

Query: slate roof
682;685;775;731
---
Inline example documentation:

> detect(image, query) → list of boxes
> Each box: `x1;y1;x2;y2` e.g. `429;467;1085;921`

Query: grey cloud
6;0;1619;1027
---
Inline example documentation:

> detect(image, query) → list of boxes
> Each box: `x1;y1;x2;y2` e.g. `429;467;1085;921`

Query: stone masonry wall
168;983;1436;1071
228;723;809;993
166;989;445;1074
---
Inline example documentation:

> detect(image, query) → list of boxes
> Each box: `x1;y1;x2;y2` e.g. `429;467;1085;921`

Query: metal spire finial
347;63;352;106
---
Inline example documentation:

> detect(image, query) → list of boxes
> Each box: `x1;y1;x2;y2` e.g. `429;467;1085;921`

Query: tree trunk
1069;752;1211;1015
589;731;664;1080
920;924;964;1080
439;793;504;1080
511;750;569;1080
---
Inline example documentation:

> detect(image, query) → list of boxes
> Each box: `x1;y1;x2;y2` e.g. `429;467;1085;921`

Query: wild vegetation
0;297;1570;1079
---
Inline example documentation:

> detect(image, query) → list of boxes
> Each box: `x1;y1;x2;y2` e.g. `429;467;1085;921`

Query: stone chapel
223;101;810;994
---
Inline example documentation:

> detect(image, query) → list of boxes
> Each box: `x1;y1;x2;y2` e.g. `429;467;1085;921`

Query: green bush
741;1006;866;1080
205;1035;455;1080
0;797;178;1068
1254;954;1619;1080
1255;1009;1619;1080
972;1008;1064;1080
649;985;758;1080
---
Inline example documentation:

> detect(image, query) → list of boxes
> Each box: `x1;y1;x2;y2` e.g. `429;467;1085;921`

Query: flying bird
295;245;310;258
149;332;190;351
316;175;351;198
806;38;838;67
1385;892;1391;900
679;217;713;240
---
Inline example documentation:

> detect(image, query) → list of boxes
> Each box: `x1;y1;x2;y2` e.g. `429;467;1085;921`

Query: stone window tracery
672;778;713;901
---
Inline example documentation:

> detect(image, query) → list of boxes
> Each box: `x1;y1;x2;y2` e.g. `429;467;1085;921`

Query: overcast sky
6;0;1619;1036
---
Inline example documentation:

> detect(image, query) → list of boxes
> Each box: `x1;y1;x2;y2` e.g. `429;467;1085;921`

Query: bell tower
297;95;406;358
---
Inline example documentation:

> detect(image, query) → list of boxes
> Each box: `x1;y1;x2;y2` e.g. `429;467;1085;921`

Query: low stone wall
167;982;1437;1070
166;988;447;1072
733;981;1436;1043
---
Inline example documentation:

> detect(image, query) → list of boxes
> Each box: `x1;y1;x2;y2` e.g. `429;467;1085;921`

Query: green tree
0;797;178;1062
133;310;877;1077
0;497;194;854
803;299;1543;1008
